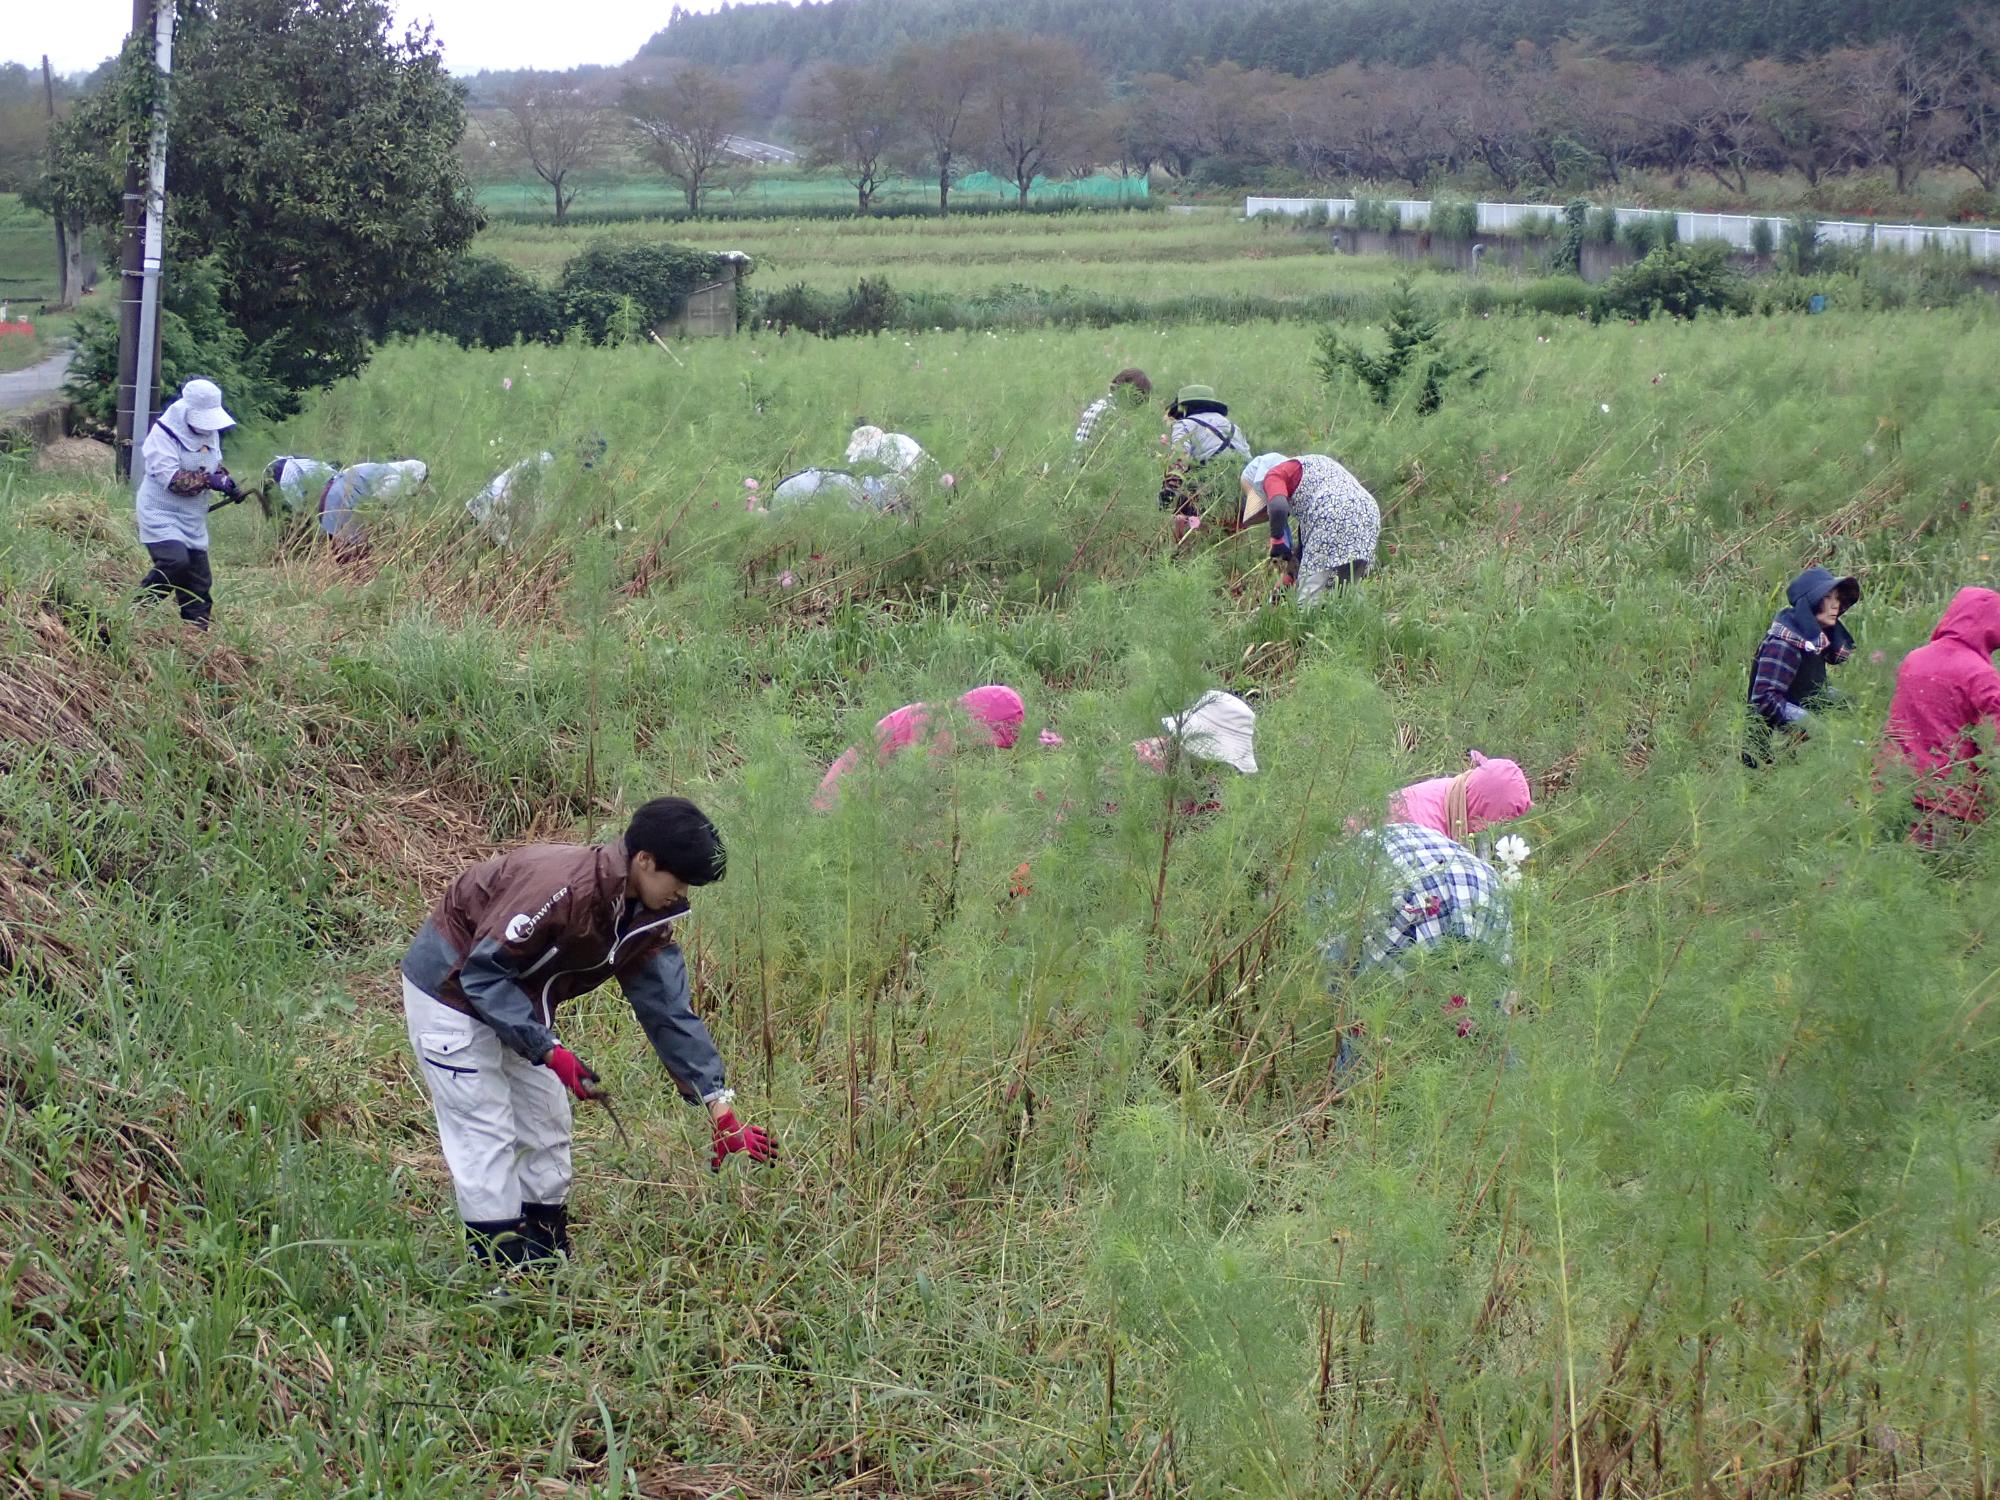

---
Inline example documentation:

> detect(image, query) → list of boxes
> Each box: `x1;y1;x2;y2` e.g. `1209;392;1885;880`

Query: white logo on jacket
503;885;571;945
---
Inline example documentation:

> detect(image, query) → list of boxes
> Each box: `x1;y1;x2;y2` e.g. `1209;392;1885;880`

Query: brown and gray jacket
402;839;728;1105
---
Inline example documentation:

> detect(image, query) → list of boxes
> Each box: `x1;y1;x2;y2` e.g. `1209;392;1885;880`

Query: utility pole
113;0;152;480
40;56;67;311
129;2;177;473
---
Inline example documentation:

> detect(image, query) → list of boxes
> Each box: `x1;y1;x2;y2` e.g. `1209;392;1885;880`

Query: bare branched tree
501;82;613;226
891;42;985;212
790;62;904;212
974;35;1101;207
624;65;742;215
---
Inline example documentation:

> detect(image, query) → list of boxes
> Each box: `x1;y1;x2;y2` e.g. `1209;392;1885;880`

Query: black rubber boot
522;1201;571;1257
464;1216;558;1269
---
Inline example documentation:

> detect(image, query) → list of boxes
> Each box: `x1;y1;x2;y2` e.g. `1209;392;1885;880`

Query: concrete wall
1337;228;1653;283
657;261;749;338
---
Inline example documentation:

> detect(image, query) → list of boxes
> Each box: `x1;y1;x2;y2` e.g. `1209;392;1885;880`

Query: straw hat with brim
1238;453;1290;525
180;378;236;431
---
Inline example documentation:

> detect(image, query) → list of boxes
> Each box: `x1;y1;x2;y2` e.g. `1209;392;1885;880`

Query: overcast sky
11;2;751;77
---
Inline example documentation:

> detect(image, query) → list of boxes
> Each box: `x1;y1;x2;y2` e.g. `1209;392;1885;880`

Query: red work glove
544;1045;602;1100
710;1109;776;1172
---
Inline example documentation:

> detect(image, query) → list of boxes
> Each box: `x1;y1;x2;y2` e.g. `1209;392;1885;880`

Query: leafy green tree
1314;274;1485;414
64;257;281;429
150;0;480;398
55;3;478;398
21;102;121;308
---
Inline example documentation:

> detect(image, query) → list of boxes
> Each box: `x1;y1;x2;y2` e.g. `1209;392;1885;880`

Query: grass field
2;211;1999;1497
480;209;1461;327
477;169;1148;220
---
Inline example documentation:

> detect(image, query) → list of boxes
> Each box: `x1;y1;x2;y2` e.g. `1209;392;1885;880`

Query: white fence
1245;196;2000;264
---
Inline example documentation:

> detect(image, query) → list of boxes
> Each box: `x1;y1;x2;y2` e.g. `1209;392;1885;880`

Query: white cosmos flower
1500;867;1523;889
1493;834;1531;867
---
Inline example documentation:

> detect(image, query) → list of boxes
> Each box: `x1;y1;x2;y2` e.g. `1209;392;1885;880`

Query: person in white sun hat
1132;690;1259;775
134;377;241;629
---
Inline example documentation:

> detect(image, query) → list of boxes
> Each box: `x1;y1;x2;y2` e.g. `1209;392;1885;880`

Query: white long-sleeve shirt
135;401;224;548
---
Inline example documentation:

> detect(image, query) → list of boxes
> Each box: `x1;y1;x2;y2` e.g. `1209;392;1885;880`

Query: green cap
1175;384;1219;406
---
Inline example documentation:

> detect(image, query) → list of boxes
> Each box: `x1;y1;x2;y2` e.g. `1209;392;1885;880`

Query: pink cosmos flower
777;570;797;587
743;476;760;491
1497;473;1511;485
502;377;513;390
939;472;956;489
1039;729;1064;747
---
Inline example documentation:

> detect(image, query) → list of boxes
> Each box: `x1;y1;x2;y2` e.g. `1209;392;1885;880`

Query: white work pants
402;978;572;1224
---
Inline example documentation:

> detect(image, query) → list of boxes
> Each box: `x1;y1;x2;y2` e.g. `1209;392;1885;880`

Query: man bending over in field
401;797;774;1267
1073;367;1152;452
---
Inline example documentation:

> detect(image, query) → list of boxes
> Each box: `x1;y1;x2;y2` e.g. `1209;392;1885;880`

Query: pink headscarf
1387;750;1532;842
813;685;1025;809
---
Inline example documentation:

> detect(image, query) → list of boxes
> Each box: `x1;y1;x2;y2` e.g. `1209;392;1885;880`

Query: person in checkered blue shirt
1073;368;1153;451
1319;822;1514;1081
1322;822;1513;973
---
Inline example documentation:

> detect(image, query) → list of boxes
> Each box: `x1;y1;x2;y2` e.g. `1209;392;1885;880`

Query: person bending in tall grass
1159;384;1251;541
1317;822;1514;1083
1239;451;1381;603
1073;367;1152;453
401;797;774;1269
1385;750;1533;845
813;685;1025;810
1744;567;1860;765
1882;587;2000;847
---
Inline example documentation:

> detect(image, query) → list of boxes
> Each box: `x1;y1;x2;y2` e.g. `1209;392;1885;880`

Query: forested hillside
639;0;1974;78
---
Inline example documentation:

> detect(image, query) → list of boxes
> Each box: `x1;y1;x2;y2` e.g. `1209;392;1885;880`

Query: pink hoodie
1883;588;2000;823
1388;751;1533;841
813;685;1025;810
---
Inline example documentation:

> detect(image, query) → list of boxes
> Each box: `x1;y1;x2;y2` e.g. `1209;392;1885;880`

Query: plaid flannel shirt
1322;823;1513;973
1074;396;1114;447
1748;622;1822;727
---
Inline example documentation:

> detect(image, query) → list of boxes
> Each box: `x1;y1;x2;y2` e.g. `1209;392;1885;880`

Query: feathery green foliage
2;227;1998;1497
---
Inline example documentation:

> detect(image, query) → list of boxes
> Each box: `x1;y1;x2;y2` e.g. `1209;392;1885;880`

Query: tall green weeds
2;299;1998;1495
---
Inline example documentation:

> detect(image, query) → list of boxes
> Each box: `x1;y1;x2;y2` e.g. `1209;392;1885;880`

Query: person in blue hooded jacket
1745;566;1860;764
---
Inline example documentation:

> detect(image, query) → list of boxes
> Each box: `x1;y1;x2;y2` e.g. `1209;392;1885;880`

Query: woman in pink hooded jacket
813;685;1025;810
1386;750;1534;845
1882;587;2000;843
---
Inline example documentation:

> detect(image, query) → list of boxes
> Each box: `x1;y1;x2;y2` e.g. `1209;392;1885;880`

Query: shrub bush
1618;212;1679;256
556;241;735;344
1314;274;1487;413
1517;277;1593;317
1782;215;1822;274
835;276;902;336
1353;198;1401;232
382;255;562;350
1430;199;1479;241
64;256;284;431
1590;241;1749;323
1749;218;1776;258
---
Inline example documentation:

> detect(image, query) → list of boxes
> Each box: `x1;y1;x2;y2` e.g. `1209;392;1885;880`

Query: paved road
0;349;73;415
